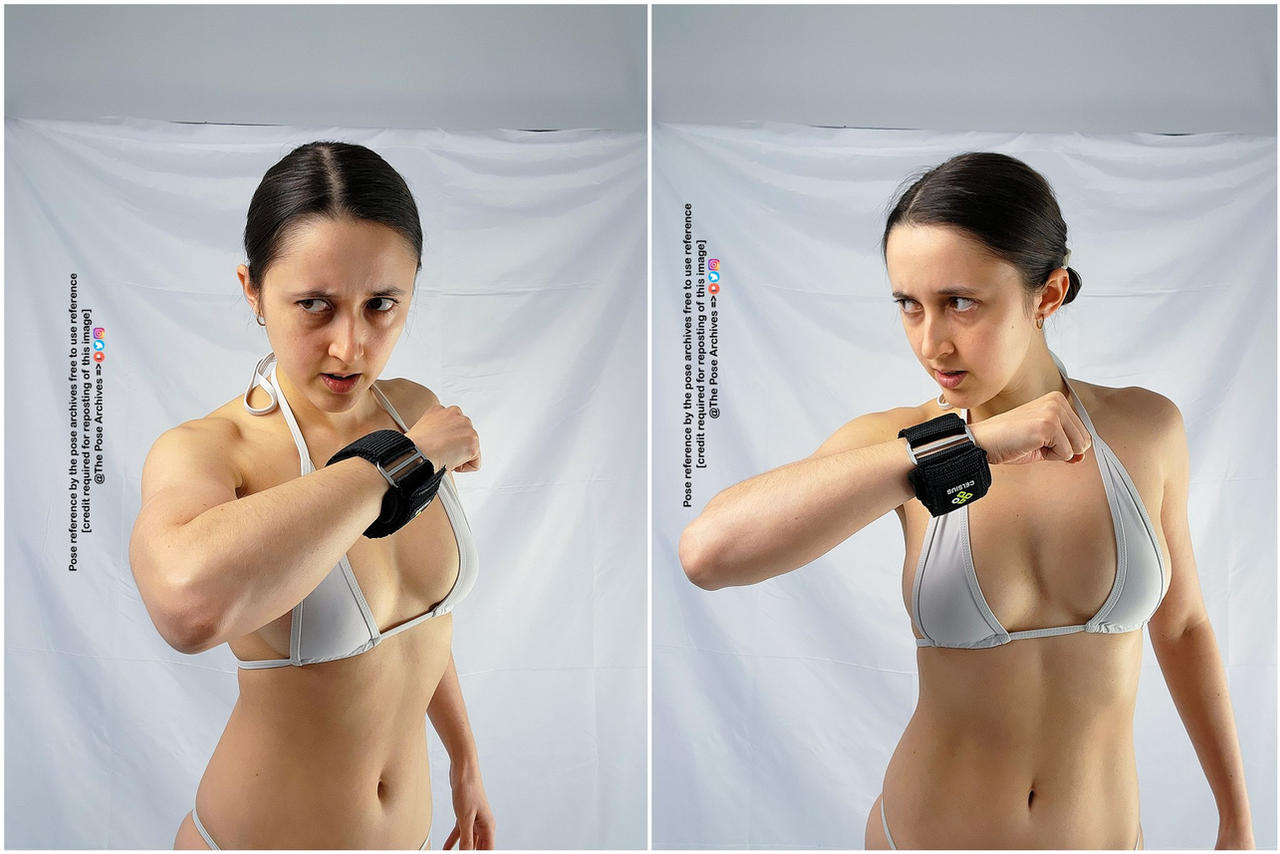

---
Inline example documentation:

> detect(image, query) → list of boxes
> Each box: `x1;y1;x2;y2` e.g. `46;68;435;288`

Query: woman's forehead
886;225;1012;291
887;224;990;262
269;219;418;286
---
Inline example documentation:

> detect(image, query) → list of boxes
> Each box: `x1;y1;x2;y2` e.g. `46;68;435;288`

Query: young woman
130;142;496;849
679;153;1254;849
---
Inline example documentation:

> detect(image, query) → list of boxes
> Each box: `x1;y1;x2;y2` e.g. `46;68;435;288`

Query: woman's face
240;216;419;414
884;224;1041;409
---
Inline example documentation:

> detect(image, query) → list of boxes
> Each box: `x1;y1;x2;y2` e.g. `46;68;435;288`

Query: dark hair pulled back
243;141;423;298
881;152;1080;306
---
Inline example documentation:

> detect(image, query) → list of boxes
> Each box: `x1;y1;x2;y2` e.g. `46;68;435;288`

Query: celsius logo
707;258;722;293
92;327;107;362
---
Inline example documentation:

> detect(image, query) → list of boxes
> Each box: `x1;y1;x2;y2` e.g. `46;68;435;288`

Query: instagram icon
707;258;722;293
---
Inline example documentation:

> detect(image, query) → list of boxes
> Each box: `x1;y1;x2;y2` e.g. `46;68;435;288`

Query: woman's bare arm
1146;396;1254;847
428;649;496;849
129;418;388;653
428;649;480;769
678;387;1098;591
678;408;919;590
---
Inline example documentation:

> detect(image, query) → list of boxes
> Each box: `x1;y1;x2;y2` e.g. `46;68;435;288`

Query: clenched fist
969;391;1091;465
408;404;481;473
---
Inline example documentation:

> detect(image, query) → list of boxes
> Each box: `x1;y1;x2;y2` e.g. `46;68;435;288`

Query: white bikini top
911;352;1168;650
235;352;478;669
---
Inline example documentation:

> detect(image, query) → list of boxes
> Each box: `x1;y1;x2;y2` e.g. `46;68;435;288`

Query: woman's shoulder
198;395;254;444
142;408;246;495
1072;380;1186;481
160;389;285;492
373;376;442;428
164;391;247;447
1073;379;1183;443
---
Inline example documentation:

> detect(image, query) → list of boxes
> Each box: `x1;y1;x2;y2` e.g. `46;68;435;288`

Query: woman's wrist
1217;803;1253;831
404;429;443;471
448;751;481;780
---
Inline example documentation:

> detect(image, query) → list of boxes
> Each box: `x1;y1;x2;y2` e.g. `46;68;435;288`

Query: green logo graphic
951;491;973;505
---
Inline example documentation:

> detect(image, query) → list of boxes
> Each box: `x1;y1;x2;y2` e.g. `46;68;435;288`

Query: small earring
936;392;952;409
1036;315;1044;330
255;314;265;327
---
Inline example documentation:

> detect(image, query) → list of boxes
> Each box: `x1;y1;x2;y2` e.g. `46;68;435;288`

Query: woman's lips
322;373;361;393
934;370;966;389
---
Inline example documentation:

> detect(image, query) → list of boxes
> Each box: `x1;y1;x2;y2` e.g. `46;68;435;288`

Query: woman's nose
328;315;365;364
919;313;953;360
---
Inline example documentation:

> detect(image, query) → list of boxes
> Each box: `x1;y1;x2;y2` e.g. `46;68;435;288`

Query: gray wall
13;5;1273;135
654;5;1276;134
6;5;646;131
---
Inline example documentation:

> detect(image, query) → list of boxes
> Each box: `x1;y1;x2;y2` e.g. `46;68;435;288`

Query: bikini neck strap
243;352;279;416
1048;349;1098;436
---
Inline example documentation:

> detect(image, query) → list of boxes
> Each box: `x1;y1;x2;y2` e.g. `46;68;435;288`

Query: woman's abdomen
192;621;451;847
880;636;1144;848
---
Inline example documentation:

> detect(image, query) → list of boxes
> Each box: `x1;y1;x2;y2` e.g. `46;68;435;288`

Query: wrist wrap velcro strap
899;412;967;449
898;414;992;516
326;429;445;538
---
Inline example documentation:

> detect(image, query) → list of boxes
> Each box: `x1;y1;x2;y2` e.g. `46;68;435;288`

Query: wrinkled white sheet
5;116;646;849
652;122;1275;849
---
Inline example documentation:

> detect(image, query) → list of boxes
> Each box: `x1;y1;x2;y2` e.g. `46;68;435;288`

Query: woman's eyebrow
291;286;408;298
891;285;980;300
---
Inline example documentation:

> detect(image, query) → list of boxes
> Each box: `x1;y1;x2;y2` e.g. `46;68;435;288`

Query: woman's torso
877;379;1171;848
176;375;460;848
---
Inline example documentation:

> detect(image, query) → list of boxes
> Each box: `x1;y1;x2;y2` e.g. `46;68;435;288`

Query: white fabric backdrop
4;117;646;849
652;122;1276;849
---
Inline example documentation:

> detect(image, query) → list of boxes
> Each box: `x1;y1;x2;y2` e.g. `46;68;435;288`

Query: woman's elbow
135;564;223;655
164;610;222;655
158;589;223;654
679;522;727;591
130;528;224;654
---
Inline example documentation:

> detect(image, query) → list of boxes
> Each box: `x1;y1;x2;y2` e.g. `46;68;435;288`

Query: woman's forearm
679;437;916;590
428;652;480;770
174;457;389;650
1151;621;1253;831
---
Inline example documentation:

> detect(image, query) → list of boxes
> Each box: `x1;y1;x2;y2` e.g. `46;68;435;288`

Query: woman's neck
967;343;1070;423
274;365;382;441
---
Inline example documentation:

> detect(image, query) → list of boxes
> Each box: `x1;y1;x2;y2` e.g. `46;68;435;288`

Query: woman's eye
296;298;397;314
951;297;977;312
894;298;920;313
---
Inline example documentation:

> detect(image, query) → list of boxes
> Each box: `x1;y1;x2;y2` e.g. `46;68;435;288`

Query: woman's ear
238;264;259;316
1035;267;1071;320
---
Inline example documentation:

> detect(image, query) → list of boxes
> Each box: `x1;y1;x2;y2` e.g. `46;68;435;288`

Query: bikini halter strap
243;352;279;415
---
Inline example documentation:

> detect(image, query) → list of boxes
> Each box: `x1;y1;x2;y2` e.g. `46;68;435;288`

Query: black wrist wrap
366;464;446;538
326;429;446;538
898;414;992;517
